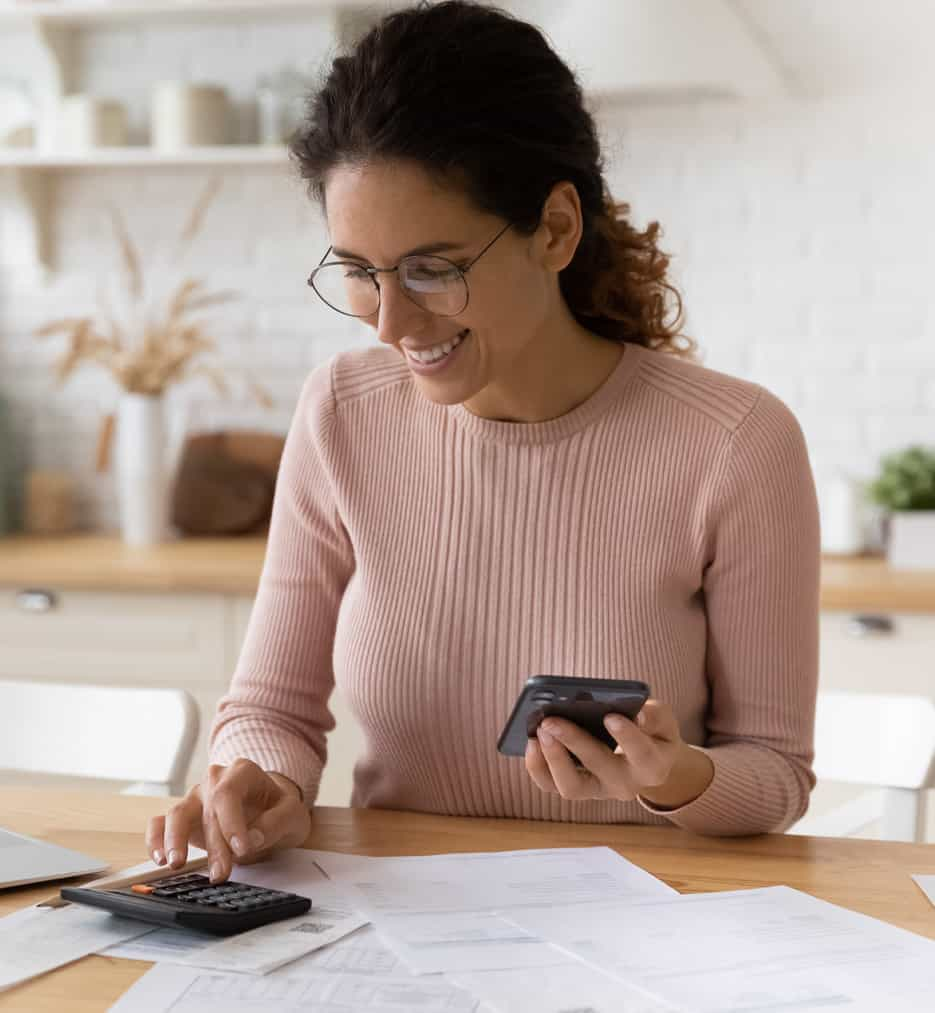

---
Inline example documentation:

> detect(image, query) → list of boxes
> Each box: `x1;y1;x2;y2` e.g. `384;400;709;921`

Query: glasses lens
311;263;379;317
399;256;468;316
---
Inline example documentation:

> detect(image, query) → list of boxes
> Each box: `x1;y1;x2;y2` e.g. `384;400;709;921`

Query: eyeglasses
307;221;512;319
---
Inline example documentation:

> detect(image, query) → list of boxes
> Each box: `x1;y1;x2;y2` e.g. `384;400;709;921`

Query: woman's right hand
145;759;311;884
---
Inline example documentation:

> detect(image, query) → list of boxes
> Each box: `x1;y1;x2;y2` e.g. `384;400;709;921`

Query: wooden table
2;788;935;1011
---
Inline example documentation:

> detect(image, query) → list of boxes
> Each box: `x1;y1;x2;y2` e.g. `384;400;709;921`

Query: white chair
0;680;199;797
791;691;935;842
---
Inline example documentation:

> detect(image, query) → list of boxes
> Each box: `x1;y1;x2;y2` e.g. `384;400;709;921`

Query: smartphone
497;675;650;757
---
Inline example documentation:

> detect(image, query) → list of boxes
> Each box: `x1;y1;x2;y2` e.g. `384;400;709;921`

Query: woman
147;0;820;883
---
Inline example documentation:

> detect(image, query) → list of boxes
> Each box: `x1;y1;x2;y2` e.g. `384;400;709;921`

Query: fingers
210;778;254;862
202;760;309;878
534;721;606;801
604;700;679;787
200;760;266;881
162;793;203;870
633;699;679;743
145;761;310;886
145;815;167;866
249;795;311;852
525;738;558;794
202;805;235;883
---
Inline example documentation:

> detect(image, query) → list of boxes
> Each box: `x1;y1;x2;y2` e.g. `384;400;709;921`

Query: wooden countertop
1;788;935;1011
1;534;934;611
0;534;267;595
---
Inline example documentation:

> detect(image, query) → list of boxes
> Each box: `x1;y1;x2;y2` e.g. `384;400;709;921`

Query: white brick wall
1;15;933;530
598;87;935;493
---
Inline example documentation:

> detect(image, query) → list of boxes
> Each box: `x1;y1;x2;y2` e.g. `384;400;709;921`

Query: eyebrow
330;240;468;261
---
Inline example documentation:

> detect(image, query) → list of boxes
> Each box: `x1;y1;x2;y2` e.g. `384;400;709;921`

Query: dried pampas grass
35;176;268;405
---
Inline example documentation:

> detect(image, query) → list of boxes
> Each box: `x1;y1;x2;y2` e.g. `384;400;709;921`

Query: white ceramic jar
58;95;128;149
151;82;230;150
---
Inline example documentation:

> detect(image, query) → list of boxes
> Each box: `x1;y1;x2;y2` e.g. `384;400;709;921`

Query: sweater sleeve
640;389;821;835
208;358;355;803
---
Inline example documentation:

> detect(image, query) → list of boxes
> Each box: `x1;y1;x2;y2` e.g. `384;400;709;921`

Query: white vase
887;510;935;570
116;393;168;546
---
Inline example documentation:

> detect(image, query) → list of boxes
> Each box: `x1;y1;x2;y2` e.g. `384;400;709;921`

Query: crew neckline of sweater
447;340;644;445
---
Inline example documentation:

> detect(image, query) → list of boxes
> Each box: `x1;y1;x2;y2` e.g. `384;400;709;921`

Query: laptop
0;826;108;889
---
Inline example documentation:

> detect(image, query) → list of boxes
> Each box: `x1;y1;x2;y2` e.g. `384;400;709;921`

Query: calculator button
131;884;155;895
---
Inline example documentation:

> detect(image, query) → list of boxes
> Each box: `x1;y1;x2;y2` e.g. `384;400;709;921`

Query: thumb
637;700;676;740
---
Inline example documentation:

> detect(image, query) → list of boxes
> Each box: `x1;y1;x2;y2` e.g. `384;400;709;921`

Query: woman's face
322;159;565;407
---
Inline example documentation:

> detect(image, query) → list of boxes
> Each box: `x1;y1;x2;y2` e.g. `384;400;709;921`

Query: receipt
0;904;150;991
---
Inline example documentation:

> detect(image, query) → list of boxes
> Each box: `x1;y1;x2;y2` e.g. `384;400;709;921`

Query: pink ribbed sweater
210;342;820;836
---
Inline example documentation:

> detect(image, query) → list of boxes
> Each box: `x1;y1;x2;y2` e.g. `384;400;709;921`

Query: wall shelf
0;1;381;274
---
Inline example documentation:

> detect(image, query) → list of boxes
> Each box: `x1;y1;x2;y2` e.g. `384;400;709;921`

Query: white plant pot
887;511;935;571
116;393;167;546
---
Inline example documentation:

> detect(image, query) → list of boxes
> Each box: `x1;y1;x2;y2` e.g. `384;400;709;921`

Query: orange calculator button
131;884;155;894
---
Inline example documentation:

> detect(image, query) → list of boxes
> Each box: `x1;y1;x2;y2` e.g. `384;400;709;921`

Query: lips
404;329;469;365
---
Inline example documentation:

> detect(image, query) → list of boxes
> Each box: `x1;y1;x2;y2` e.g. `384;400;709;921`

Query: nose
372;273;431;348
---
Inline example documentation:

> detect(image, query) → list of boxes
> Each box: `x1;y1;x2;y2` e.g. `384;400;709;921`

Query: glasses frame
307;220;513;319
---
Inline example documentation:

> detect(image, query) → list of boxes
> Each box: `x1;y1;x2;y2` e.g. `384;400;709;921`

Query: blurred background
0;1;933;840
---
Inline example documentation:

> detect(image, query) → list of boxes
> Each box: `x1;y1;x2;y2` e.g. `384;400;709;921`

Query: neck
463;314;625;424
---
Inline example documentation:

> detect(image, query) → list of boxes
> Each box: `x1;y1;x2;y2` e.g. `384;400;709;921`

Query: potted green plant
866;445;935;570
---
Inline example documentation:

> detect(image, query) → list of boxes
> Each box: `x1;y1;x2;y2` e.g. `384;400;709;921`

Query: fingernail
605;715;625;732
230;835;246;857
537;726;554;745
210;863;223;883
168;849;183;866
152;849;165;865
248;828;265;849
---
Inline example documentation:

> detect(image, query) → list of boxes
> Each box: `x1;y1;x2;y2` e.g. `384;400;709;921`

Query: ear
535;181;584;273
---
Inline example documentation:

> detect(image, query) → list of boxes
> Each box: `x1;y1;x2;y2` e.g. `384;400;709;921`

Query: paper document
311;846;674;975
104;850;365;974
509;885;935;1013
362;909;561;975
313;846;674;915
0;904;150;992
104;925;217;963
282;925;422;979
911;874;935;909
450;962;676;1013
108;961;481;1013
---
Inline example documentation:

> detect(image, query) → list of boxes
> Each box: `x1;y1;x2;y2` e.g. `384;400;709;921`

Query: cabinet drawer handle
846;614;894;637
15;590;58;613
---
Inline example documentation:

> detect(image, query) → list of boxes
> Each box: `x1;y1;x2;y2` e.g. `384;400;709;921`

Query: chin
413;377;472;406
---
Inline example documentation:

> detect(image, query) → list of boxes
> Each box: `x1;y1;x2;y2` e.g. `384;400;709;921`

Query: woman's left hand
525;698;713;808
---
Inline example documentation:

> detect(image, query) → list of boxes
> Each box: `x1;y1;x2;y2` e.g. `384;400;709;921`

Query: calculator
60;871;312;936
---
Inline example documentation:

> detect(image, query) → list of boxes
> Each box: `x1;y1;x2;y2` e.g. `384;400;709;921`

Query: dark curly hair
290;0;695;359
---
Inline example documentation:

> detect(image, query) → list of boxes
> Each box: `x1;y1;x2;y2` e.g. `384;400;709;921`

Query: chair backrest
0;680;199;795
814;691;935;790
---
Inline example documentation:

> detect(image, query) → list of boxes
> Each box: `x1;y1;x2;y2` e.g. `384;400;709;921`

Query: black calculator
60;871;312;936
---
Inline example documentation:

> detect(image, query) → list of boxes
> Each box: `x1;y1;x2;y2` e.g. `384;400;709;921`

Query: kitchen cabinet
0;581;365;805
818;611;934;698
2;537;933;826
798;610;935;841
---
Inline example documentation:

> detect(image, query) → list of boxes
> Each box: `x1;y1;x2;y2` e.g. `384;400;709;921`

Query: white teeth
407;330;468;365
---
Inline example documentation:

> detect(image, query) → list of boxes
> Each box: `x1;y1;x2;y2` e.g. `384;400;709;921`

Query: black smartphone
497;675;650;757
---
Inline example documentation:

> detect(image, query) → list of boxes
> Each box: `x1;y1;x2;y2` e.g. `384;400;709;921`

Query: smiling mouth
404;329;469;365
